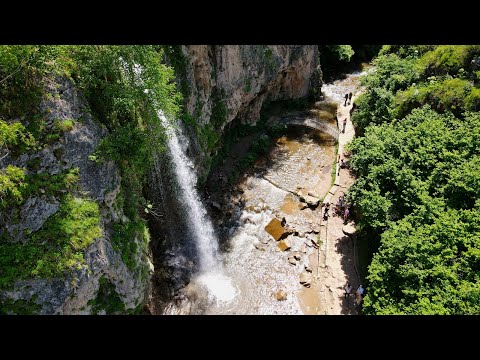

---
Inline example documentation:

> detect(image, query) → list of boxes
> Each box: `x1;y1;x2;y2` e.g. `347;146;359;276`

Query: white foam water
196;272;238;306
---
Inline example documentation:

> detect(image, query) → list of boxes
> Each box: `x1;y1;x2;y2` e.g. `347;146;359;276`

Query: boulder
299;272;313;287
304;265;313;273
278;239;291;251
276;290;287;301
253;243;265;251
211;201;222;211
288;256;297;265
260;236;270;244
308;191;320;198
300;243;307;253
342;223;356;237
292;251;302;261
265;218;286;241
298;202;309;210
304;195;320;207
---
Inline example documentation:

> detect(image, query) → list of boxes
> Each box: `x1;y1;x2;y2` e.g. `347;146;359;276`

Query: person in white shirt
357;285;365;297
344;283;352;299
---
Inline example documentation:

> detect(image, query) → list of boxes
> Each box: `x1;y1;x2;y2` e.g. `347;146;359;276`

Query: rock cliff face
0;77;152;314
169;45;322;178
181;45;321;127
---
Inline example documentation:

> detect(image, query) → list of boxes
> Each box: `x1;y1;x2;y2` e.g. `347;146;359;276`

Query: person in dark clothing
342;118;347;133
344;93;348;107
343;207;350;223
323;202;330;220
348;92;353;105
281;217;286;227
349;102;356;116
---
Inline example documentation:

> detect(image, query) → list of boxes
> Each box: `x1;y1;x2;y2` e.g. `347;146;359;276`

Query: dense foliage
348;45;480;314
87;276;126;315
319;45;381;82
0;195;101;289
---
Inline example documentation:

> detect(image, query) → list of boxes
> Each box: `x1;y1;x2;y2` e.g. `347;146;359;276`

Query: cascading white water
157;111;237;304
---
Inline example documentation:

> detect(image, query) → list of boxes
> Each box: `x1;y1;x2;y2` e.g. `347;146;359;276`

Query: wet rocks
310;238;319;249
299;272;313;287
276;290;287;301
300;195;321;208
278;239;291;251
298;202;309;210
210;201;222;211
259;235;270;244
292;252;302;261
265;218;287;241
300;243;307;253
253;243;266;251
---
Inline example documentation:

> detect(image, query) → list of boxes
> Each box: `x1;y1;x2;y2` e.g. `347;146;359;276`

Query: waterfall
157;111;237;305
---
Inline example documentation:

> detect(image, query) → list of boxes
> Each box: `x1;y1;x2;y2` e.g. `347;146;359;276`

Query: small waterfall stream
157;111;237;306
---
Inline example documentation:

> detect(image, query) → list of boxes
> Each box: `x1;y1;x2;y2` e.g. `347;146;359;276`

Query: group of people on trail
321;196;350;223
335;193;350;223
344;283;365;310
344;92;352;107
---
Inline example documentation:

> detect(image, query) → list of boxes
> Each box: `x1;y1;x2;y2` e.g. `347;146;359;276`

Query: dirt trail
298;89;361;315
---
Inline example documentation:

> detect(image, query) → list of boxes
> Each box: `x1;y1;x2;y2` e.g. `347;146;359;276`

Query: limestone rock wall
0;77;152;314
171;45;322;179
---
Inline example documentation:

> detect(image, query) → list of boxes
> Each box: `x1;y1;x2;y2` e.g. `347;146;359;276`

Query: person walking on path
323;202;330;220
344;93;349;107
348;92;353;105
354;293;363;310
338;158;346;176
357;285;365;298
343;207;350;223
344;283;352;299
342;118;347;133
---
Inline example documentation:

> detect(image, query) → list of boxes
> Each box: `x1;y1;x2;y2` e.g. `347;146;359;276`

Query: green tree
349;46;480;314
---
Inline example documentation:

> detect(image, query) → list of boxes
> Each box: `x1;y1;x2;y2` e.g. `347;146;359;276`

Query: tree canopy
348;45;480;314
